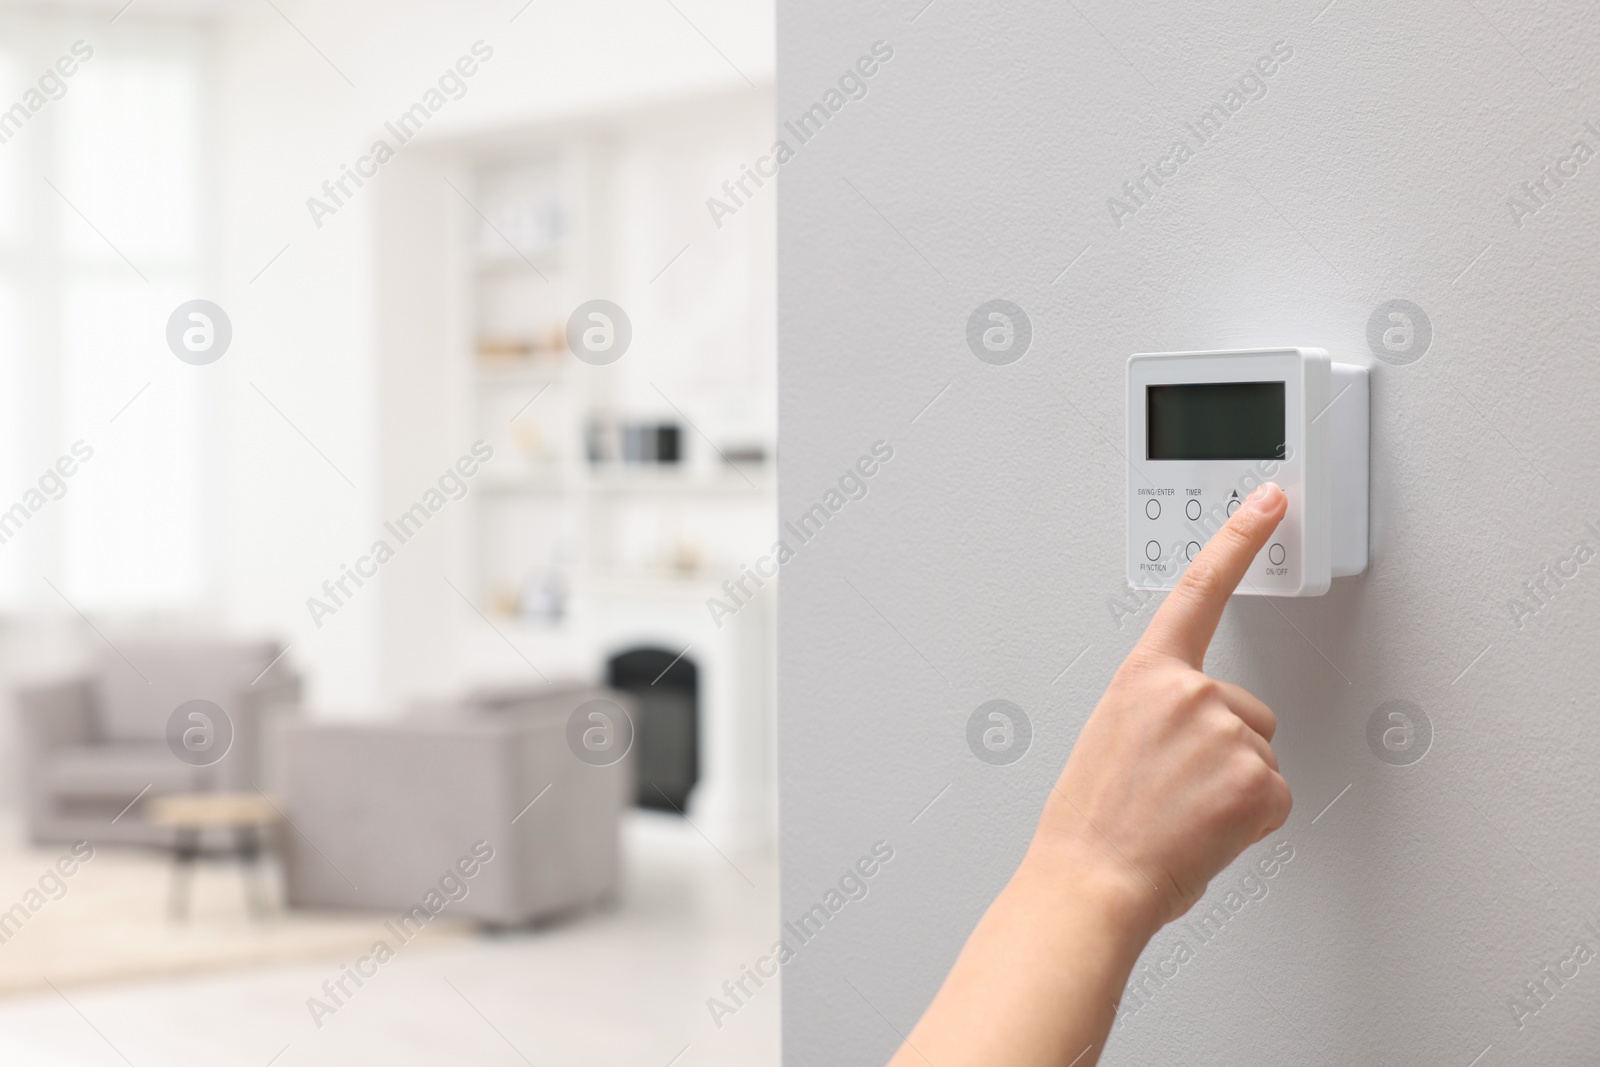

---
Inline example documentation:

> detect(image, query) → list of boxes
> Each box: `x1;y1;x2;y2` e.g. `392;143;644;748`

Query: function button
1145;540;1161;561
1145;499;1161;520
1186;541;1200;561
1185;499;1201;521
1268;543;1286;565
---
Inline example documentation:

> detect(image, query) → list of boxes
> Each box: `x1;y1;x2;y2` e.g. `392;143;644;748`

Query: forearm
887;485;1292;1067
888;841;1158;1067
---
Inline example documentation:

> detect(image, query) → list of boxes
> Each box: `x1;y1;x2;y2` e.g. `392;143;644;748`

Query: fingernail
1246;482;1284;511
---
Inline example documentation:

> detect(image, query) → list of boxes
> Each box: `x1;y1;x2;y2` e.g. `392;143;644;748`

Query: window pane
0;52;18;245
60;278;203;608
56;55;200;268
0;284;25;603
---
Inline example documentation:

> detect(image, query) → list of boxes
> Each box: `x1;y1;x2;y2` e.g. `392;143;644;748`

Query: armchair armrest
213;671;303;791
240;672;301;716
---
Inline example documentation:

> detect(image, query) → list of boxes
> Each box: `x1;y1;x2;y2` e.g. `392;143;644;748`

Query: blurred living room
0;0;776;1063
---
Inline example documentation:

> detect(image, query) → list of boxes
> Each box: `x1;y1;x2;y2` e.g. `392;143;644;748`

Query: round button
1268;543;1286;565
1226;498;1240;516
1145;540;1160;561
1145;499;1160;520
1185;499;1201;521
1186;541;1200;561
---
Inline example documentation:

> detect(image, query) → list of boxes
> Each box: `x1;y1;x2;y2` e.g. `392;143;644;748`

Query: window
0;18;208;611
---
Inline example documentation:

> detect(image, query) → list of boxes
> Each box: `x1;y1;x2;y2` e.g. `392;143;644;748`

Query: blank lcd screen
1147;381;1286;460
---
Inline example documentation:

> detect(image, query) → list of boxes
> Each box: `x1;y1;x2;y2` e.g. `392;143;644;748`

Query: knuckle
1231;755;1277;802
1219;763;1263;818
1263;772;1293;822
1259;706;1279;739
1224;506;1267;541
1222;714;1253;746
1178;673;1219;707
1214;520;1253;555
1181;558;1227;603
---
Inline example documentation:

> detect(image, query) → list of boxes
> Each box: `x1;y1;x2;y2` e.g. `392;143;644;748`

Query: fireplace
606;647;699;812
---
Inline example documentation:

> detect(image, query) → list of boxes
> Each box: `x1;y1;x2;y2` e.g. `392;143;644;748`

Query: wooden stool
146;793;282;921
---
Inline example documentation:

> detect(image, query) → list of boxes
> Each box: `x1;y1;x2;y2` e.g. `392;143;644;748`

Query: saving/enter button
1145;499;1161;520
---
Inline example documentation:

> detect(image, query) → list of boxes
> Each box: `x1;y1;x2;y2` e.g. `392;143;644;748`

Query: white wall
778;1;1600;1064
208;0;773;710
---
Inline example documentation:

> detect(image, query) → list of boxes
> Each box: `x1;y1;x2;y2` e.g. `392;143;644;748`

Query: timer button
1145;499;1161;520
1268;543;1286;565
1186;541;1200;561
1185;499;1201;521
1145;540;1161;561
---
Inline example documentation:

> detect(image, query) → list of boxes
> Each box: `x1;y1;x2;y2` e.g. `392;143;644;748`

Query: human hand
886;482;1292;1067
1029;481;1292;936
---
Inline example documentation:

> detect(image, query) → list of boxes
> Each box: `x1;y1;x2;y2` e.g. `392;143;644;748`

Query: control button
1185;499;1201;521
1145;540;1160;561
1226;498;1240;517
1186;541;1200;561
1268;543;1285;565
1145;499;1161;520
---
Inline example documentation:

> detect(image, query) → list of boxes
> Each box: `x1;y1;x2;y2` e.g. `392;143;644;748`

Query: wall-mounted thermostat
1126;348;1369;597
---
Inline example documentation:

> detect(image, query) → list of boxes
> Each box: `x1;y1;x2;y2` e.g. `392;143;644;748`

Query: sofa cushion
44;744;208;797
95;641;281;742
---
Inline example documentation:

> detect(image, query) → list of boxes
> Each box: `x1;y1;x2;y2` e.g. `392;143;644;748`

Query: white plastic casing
1125;347;1369;598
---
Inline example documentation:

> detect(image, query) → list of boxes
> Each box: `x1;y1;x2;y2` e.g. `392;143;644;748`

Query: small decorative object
720;443;766;467
512;419;557;464
586;417;683;467
520;566;566;623
478;338;536;360
670;536;701;575
491;586;520;618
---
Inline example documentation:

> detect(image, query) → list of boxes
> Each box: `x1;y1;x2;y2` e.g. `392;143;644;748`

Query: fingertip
1136;482;1286;667
1245;481;1285;515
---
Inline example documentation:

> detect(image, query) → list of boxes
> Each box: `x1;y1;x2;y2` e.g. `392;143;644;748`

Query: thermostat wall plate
1126;347;1369;597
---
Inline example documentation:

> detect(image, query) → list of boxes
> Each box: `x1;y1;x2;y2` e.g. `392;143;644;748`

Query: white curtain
0;23;207;612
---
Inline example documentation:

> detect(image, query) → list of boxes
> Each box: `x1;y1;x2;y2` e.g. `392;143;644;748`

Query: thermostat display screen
1147;381;1286;460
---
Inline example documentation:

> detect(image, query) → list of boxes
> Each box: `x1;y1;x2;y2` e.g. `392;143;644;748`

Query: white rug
0;832;469;997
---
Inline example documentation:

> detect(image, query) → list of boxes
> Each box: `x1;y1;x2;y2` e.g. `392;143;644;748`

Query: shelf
475;359;568;385
481;478;571;496
479;471;770;498
588;470;770;496
474;254;563;276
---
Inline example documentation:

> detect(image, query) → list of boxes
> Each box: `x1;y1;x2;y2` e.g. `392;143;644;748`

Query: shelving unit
455;95;778;640
376;85;780;851
372;87;778;850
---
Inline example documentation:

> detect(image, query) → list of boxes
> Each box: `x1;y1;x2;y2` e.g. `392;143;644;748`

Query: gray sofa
14;640;299;847
278;686;632;926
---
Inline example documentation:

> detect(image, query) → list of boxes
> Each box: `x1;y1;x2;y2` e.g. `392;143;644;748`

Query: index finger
1137;481;1288;667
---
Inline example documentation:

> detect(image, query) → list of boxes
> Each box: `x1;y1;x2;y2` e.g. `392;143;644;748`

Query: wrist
1016;830;1167;950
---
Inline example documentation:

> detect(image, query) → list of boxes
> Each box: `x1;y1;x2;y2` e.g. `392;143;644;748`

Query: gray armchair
14;640;299;847
279;686;631;926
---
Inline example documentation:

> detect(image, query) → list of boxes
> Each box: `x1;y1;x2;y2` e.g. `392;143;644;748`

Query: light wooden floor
0;812;780;1066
